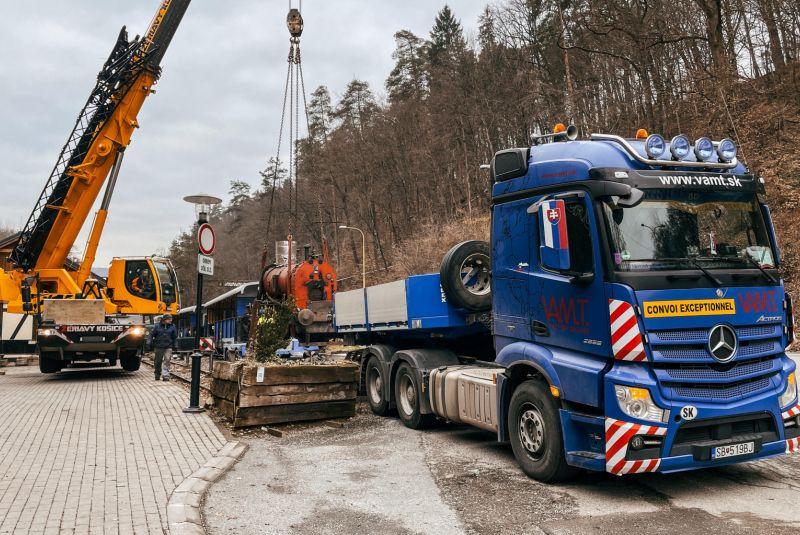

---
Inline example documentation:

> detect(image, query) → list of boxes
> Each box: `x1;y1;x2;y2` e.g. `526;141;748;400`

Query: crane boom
9;0;191;273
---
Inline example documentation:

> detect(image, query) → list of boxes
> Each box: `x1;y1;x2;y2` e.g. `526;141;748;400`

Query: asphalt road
203;357;800;535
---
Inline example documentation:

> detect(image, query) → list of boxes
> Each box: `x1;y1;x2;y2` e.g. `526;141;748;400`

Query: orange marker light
550;386;561;397
629;387;649;400
554;123;567;133
636;129;648;139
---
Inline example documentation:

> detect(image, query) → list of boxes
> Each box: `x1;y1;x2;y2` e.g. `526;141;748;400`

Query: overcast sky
0;0;489;267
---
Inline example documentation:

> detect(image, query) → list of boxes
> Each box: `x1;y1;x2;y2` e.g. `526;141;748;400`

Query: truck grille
656;356;775;381
655;339;778;361
668;376;772;400
649;323;782;402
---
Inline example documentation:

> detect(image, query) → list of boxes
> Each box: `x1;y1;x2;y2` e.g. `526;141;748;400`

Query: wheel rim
459;252;491;296
519;404;546;459
398;373;416;417
368;367;383;405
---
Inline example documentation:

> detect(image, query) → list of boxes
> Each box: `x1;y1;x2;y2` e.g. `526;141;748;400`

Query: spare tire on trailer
440;240;492;311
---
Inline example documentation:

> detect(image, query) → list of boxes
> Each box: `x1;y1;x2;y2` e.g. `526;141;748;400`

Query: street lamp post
182;194;222;414
339;225;366;289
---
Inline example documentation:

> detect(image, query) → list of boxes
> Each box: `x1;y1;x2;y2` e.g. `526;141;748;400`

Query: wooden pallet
210;361;359;428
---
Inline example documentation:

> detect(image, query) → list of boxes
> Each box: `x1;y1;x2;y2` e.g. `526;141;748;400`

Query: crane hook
287;8;303;38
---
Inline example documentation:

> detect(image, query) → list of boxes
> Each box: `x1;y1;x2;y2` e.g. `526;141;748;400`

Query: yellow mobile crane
0;0;192;373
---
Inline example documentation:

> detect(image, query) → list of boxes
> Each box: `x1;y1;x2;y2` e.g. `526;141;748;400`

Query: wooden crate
211;361;359;428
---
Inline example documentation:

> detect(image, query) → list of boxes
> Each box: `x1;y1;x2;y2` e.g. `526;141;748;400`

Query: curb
166;440;249;534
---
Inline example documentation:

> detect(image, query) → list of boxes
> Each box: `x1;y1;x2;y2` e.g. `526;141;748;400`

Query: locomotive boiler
259;242;337;343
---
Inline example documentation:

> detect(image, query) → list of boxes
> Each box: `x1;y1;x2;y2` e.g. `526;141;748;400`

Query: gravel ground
5;353;797;533
204;398;800;534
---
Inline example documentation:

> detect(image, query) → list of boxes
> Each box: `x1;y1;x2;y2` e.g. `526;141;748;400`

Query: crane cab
106;257;180;316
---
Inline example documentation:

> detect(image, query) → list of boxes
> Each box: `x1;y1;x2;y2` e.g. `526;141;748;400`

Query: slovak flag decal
542;200;569;250
539;199;570;270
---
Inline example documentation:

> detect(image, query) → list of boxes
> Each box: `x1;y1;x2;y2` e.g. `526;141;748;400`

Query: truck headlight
39;329;54;337
615;385;665;422
779;372;797;409
131;327;145;336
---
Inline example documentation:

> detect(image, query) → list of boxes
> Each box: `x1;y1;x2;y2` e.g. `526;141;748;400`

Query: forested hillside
168;0;800;306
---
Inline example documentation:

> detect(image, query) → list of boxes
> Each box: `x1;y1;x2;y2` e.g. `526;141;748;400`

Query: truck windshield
602;189;774;271
153;261;178;304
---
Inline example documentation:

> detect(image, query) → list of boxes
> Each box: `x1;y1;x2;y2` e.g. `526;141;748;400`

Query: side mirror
21;286;32;304
617;187;644;208
538;199;571;271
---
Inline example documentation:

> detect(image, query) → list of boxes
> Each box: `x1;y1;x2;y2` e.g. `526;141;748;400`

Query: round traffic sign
198;223;215;255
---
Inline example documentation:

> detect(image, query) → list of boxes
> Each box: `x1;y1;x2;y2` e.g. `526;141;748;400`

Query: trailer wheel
365;357;392;416
39;353;62;374
121;354;141;372
508;380;579;482
440;240;492;311
394;362;434;429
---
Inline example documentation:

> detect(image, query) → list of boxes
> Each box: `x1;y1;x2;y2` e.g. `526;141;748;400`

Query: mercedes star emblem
716;289;724;298
708;324;737;362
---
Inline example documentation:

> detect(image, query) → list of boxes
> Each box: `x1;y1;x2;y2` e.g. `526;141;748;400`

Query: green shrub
252;297;296;363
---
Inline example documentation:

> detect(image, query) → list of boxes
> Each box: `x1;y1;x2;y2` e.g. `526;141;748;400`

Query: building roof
204;282;259;308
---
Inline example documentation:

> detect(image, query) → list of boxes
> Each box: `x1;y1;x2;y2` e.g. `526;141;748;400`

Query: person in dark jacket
149;314;178;381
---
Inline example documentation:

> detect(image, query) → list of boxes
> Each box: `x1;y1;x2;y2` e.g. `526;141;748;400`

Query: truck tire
121;355;141;372
394;362;434;429
365;357;391;416
508;380;580;482
39;353;62;374
440;240;492;311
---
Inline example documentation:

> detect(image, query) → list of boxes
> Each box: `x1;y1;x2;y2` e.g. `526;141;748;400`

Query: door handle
531;320;549;337
518;262;529;269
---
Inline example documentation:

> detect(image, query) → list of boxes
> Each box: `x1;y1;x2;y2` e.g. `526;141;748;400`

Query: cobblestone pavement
0;364;229;535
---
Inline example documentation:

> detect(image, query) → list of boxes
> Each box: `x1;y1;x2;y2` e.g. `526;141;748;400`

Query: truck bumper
655;439;787;474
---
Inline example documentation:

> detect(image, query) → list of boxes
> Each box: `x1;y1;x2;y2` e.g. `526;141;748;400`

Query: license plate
712;442;754;459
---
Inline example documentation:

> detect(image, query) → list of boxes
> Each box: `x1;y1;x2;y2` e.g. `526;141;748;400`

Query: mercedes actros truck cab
336;126;798;481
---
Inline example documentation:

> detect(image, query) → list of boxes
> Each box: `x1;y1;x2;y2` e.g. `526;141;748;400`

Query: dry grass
391;216;490;279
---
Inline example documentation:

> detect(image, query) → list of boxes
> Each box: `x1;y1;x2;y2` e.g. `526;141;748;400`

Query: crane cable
263;5;324;266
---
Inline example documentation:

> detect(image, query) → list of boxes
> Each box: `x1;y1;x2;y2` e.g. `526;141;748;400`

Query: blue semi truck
334;127;799;481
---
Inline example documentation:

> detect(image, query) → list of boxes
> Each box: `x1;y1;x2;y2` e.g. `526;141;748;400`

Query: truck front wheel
508;380;579;482
120;354;141;372
365;357;391;416
394;362;434;429
39;352;63;374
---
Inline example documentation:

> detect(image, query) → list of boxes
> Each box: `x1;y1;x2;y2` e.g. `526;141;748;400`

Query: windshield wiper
657;257;723;286
731;255;777;284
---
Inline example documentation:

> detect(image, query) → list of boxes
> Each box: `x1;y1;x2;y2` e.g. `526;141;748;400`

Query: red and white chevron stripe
609;299;647;361
787;437;800;454
781;402;800;420
605;417;667;475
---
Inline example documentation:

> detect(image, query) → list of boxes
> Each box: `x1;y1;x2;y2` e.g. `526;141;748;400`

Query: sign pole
184;214;210;414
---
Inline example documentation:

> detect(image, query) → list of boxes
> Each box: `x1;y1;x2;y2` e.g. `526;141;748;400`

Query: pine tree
427;5;464;66
308;86;333;143
386;30;427;102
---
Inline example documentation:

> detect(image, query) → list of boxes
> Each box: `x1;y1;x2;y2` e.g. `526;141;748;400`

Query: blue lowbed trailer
334;128;799;481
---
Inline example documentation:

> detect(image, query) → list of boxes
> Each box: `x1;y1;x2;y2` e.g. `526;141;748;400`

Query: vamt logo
738;291;778;313
541;296;590;334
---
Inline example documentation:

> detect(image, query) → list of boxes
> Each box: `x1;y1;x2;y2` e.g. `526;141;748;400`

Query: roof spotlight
670;135;691;160
717;138;737;162
645;134;666;159
694;137;714;161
